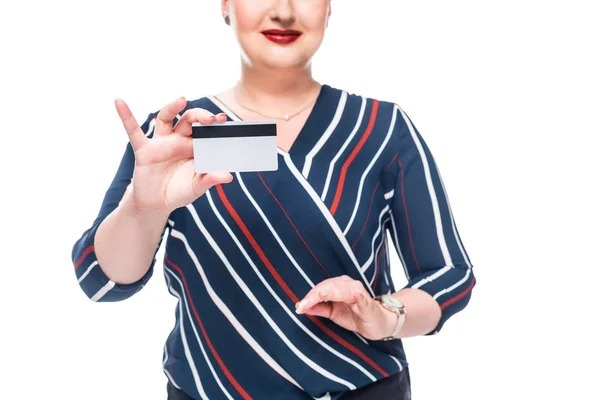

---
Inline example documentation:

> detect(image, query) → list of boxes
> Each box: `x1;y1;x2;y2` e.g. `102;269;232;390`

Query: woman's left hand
295;276;397;341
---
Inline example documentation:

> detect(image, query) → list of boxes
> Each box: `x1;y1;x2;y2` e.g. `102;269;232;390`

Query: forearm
94;185;170;285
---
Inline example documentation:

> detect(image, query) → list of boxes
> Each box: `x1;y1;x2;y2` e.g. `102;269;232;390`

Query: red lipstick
262;29;302;45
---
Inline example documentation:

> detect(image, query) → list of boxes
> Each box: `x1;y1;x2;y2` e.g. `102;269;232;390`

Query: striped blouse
72;84;476;399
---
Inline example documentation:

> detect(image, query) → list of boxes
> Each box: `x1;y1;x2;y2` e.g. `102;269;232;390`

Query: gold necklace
233;88;319;121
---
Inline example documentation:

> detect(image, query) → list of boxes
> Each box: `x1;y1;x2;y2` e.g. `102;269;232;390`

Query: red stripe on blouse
440;276;476;311
165;257;253;400
351;180;380;248
216;184;390;378
329;100;380;216
257;172;331;278
74;245;94;271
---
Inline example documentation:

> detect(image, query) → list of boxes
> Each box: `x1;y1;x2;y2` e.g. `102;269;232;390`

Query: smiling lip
262;29;302;44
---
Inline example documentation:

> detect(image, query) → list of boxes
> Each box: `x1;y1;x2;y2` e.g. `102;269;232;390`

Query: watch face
385;295;404;309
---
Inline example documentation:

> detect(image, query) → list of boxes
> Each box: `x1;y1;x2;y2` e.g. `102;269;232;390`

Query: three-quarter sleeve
71;112;168;302
386;106;476;335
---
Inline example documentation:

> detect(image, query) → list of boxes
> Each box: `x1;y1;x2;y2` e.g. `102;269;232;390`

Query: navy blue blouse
72;84;476;399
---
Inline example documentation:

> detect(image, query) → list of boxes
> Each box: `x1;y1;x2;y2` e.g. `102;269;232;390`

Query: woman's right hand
114;97;233;215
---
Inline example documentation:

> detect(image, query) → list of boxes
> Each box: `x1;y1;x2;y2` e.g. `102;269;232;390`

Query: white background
1;0;599;399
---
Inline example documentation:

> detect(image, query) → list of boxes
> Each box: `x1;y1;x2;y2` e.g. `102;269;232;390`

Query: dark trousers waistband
339;368;411;399
167;368;411;399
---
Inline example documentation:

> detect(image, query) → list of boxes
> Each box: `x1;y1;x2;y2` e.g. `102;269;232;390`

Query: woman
72;1;476;398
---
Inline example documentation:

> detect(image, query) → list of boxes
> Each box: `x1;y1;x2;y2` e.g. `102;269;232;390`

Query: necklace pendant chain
233;87;319;122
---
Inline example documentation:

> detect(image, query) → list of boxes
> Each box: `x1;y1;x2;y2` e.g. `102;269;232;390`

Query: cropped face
222;0;331;69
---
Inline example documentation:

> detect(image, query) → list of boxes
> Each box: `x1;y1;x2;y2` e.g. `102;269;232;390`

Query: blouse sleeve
386;105;476;335
70;112;168;302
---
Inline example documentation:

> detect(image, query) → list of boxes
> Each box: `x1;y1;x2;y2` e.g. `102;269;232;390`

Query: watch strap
375;294;406;341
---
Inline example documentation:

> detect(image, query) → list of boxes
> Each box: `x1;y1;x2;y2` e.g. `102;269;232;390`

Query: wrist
121;187;171;222
374;293;406;340
377;301;400;339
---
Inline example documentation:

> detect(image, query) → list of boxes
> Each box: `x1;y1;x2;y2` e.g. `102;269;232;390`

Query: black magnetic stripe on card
192;124;277;139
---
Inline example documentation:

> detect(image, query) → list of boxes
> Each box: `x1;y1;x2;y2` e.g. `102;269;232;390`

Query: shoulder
328;84;411;125
329;85;424;161
329;85;416;141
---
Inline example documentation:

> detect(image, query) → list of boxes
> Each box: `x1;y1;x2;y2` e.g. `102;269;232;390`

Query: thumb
191;171;234;197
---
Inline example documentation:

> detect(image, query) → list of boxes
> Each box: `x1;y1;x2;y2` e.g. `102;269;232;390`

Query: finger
301;302;332;318
114;99;147;152
173;109;224;136
191;171;234;198
295;279;336;313
311;275;351;292
306;275;353;300
297;280;356;313
155;97;188;137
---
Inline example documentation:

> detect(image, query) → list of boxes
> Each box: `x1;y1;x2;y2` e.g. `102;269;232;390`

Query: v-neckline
209;84;330;156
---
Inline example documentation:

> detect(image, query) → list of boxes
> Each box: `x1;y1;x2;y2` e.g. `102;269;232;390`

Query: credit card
192;120;278;173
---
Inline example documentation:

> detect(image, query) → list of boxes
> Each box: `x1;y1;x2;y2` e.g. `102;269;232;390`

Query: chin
246;49;310;70
261;56;310;70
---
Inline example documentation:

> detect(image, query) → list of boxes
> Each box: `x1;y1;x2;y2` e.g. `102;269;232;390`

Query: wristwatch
374;293;407;341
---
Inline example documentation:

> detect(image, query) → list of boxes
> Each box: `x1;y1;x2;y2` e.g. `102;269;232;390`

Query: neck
235;62;320;110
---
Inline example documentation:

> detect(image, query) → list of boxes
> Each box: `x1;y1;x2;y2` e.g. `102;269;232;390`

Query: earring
224;15;231;25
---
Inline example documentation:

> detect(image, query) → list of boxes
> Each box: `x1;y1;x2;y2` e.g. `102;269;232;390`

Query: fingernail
179;96;186;102
216;113;226;118
320;288;329;297
297;299;308;311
